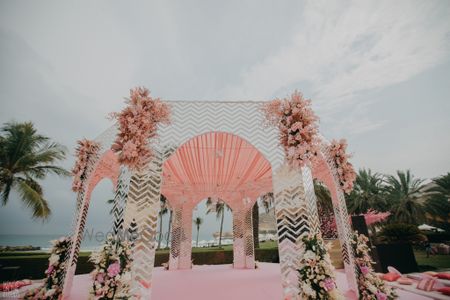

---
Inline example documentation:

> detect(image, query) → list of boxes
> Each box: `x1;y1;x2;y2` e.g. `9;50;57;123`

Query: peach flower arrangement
328;139;356;194
111;87;171;171
263;91;320;169
72;139;101;192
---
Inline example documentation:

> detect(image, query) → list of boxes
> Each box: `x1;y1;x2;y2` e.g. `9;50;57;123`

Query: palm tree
193;217;203;247
206;197;230;247
165;208;173;248
314;180;333;213
0;122;69;219
346;169;386;214
424;173;450;229
252;201;260;249
157;194;168;249
385;170;430;225
253;192;274;248
260;192;274;214
107;198;115;215
428;172;450;200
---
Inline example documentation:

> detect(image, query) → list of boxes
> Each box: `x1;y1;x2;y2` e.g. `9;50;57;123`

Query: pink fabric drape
161;132;272;208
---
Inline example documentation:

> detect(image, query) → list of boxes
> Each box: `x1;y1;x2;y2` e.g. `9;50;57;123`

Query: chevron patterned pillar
122;161;162;299
62;151;102;299
232;208;245;269
243;208;256;269
62;192;92;299
317;144;359;295
168;202;193;269
169;205;182;270
111;167;131;235
332;187;359;293
273;164;323;300
232;206;255;269
179;203;193;269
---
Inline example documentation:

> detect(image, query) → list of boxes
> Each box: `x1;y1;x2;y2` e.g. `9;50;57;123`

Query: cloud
220;0;450;132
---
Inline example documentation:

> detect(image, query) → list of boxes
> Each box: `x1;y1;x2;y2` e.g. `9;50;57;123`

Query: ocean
0;234;105;252
0;231;230;252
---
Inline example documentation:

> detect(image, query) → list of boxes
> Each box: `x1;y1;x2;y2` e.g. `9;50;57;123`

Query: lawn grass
414;250;450;271
2;243;449;281
0;243;280;280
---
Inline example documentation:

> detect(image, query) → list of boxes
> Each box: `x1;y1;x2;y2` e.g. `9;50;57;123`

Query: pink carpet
69;263;432;300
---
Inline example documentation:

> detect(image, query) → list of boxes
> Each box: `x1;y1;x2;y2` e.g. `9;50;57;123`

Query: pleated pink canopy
161;132;273;209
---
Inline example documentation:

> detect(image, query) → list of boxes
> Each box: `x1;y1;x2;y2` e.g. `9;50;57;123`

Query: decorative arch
161;131;273;270
312;139;359;291
84;150;121;200
62;101;359;300
62;150;120;297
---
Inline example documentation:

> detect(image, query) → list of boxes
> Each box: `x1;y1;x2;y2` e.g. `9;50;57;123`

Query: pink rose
376;291;387;300
360;265;369;275
45;265;54;274
323;278;335;291
107;262;121;277
96;273;105;283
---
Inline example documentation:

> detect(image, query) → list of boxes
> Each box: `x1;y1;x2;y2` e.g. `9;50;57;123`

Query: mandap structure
61;89;360;299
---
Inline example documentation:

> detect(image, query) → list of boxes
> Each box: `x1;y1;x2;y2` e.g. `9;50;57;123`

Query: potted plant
375;223;426;273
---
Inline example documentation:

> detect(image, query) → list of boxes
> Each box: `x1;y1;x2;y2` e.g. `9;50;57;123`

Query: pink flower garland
328;139;356;194
263;91;320;169
72;139;101;192
317;204;338;239
351;232;397;300
111;87;171;171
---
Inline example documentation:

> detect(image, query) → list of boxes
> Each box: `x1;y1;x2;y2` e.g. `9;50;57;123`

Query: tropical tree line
345;169;450;229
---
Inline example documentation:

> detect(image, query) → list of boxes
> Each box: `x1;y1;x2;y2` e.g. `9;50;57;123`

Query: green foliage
206;197;231;247
429;172;450;200
377;223;427;244
0;247;280;281
346;169;387;214
0;122;69;219
314;180;333;213
384;170;430;225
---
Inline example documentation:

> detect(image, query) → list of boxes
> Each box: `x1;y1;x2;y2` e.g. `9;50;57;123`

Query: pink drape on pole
161;132;273;207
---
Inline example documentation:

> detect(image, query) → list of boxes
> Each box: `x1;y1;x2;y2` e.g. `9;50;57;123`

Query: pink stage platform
69;263;431;300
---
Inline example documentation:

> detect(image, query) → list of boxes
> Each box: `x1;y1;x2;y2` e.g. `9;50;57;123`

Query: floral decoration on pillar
298;232;344;300
89;237;133;299
328;139;356;194
351;232;397;300
262;91;320;168
24;237;71;299
71;139;101;192
110;87;171;171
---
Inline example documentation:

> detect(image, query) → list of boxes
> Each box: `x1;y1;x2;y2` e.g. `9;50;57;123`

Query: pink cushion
417;277;437;291
437;287;450;295
382;273;401;282
436;273;450;280
398;277;413;285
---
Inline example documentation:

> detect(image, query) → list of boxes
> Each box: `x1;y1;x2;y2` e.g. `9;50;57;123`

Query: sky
0;0;450;239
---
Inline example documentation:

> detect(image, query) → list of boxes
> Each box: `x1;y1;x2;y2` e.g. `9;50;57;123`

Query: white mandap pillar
121;156;164;299
169;201;193;270
272;165;321;300
232;202;255;269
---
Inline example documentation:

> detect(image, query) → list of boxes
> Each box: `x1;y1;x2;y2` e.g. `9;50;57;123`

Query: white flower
122;272;132;282
367;283;378;294
45;289;56;297
302;283;316;297
49;254;60;265
303;250;316;261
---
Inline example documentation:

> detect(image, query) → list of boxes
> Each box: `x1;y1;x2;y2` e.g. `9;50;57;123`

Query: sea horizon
0;232;233;252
